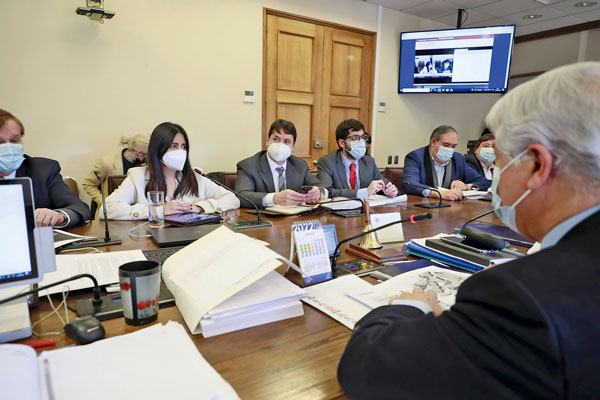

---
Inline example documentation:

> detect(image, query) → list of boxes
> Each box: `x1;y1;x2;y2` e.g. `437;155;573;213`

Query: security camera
76;0;115;23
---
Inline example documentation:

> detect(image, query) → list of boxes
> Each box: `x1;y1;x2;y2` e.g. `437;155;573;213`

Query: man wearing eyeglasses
317;119;397;199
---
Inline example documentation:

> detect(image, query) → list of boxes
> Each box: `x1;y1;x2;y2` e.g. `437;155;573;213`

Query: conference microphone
56;173;121;252
0;273;103;310
194;168;271;230
459;209;506;250
96;171;122;245
331;212;432;269
404;181;451;209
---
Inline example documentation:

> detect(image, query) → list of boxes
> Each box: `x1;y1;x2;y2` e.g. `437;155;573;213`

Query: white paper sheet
370;212;404;243
367;194;408;207
37;322;239;400
0;344;41;400
40;250;147;294
302;275;373;329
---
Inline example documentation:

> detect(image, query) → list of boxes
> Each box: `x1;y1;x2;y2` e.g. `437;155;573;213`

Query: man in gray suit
317;119;397;199
235;119;325;209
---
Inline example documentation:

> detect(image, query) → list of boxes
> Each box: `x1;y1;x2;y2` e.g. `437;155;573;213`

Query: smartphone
297;185;312;194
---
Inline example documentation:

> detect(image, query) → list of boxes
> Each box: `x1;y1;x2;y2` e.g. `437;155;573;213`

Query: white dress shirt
341;154;369;200
261;155;288;207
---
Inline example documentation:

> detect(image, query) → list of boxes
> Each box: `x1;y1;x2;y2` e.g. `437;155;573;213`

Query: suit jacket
16;155;91;227
104;166;239;219
235;151;320;209
402;146;490;196
465;153;493;186
82;151;124;207
338;210;600;399
317;150;388;198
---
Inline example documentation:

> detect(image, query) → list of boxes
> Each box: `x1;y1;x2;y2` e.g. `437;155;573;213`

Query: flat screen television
398;25;515;93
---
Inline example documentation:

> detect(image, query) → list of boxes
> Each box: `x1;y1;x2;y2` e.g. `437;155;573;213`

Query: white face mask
267;142;292;163
491;150;531;234
161;149;187;171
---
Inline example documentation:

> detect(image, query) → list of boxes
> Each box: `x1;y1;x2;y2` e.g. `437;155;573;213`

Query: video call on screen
398;25;515;93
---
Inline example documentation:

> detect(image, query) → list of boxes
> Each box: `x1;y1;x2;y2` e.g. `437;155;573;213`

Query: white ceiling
366;0;600;36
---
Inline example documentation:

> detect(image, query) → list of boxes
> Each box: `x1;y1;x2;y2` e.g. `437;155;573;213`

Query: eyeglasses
346;134;372;144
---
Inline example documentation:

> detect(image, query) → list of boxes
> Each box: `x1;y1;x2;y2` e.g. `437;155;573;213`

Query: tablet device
164;213;221;226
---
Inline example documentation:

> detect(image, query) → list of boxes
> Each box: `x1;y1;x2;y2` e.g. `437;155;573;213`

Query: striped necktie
276;167;285;192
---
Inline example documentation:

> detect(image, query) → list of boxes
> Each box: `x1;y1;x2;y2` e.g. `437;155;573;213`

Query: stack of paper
461;190;492;200
40;250;147;294
200;272;305;337
367;194;408;207
162;226;305;337
0;322;239;400
406;234;520;272
319;194;408;211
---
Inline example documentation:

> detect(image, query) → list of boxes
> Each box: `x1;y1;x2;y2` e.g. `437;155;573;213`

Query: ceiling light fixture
574;1;598;7
523;14;543;19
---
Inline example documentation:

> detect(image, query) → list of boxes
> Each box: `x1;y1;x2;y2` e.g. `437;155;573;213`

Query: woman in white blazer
103;122;239;220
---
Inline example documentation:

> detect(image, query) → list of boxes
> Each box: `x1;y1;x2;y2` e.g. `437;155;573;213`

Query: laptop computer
150;223;228;247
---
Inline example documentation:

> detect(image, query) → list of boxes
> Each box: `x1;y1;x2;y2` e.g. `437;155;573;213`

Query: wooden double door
263;10;376;167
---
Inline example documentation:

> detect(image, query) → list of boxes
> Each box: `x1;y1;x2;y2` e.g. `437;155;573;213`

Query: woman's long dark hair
145;122;199;198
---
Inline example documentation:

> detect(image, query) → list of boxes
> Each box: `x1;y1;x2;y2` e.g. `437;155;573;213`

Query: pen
24;340;56;348
43;358;56;400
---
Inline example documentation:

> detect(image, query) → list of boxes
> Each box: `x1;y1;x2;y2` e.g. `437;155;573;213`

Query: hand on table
382;182;398;197
164;200;198;215
274;189;307;206
367;180;385;196
35;208;65;227
430;188;464;201
450;180;467;191
391;288;444;316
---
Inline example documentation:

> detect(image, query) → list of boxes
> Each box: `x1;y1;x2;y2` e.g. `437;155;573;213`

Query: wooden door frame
262;8;377;150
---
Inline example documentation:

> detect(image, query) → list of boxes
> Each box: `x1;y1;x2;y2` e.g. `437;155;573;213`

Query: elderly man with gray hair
337;62;600;399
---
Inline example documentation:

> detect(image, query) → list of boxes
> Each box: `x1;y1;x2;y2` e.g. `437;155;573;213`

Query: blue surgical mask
0;143;25;173
435;145;454;162
491;150;531;234
347;139;367;160
478;147;496;164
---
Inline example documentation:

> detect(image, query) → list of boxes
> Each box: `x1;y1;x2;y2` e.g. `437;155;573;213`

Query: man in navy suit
317;119;397;199
338;62;600;399
402;125;489;200
235;119;325;209
0;109;91;228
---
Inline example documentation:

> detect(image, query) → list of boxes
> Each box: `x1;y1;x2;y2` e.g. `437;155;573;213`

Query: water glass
148;191;164;229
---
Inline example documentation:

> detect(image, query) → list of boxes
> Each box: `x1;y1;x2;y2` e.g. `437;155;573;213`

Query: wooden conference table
19;196;500;400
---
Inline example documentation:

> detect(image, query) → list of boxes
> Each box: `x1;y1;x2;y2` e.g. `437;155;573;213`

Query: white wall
0;0;502;204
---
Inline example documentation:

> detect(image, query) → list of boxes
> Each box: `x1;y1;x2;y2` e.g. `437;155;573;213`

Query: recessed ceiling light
574;1;598;7
523;14;543;19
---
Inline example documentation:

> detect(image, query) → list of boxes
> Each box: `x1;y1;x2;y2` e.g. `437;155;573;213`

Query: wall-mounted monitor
398;25;515;93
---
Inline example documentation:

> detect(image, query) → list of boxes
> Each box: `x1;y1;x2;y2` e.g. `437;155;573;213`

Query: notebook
150;224;227;247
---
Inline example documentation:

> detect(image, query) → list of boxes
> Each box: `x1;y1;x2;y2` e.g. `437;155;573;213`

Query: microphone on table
0;273;103;310
55;172;121;253
96;171;122;244
331;212;432;269
194;168;271;230
404;181;451;209
459;209;506;250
